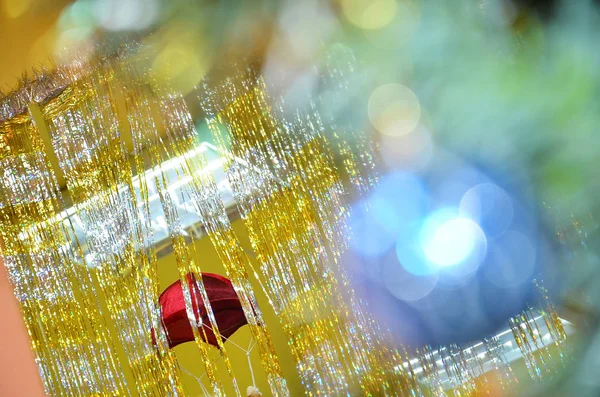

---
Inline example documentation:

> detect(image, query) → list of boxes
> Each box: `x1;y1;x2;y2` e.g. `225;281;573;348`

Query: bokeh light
382;250;439;302
350;170;427;258
349;148;551;346
94;0;159;31
420;210;487;268
368;83;420;135
460;183;514;238
341;0;399;30
379;124;434;171
484;230;536;289
150;24;213;95
364;2;420;49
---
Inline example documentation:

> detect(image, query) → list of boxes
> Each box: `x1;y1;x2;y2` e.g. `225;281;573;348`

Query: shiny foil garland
483;336;517;389
198;69;422;395
0;85;130;395
115;59;289;396
0;48;572;397
417;346;446;396
0;58;290;395
38;67;185;396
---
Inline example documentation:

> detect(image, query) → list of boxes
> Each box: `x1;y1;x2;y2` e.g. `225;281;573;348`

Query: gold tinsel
0;45;568;397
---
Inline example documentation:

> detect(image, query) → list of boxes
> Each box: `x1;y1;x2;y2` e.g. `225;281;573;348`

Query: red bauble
159;273;248;348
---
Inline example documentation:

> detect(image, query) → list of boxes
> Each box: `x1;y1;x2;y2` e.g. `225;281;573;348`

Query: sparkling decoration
198;67;426;395
483;335;517;389
0;76;132;396
38;64;186;396
0;43;571;396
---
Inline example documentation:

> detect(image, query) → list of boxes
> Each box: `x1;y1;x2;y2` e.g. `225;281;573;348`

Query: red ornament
159;273;248;348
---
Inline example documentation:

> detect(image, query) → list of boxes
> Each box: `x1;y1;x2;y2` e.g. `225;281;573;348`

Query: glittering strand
121;77;231;397
483;336;517;389
199;68;421;396
417;346;445;396
155;89;290;396
507;305;567;382
38;67;184;396
116;59;288;396
0;101;130;395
